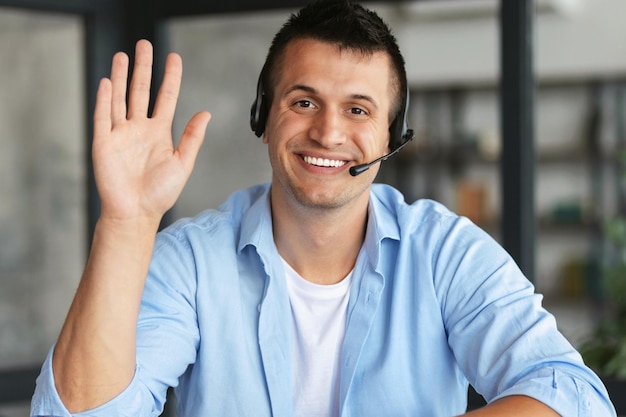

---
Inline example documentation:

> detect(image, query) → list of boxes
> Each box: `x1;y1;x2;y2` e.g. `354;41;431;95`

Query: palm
93;40;210;223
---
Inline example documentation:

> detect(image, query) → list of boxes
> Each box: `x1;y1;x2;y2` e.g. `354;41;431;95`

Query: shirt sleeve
30;226;201;417
435;216;616;417
30;347;160;417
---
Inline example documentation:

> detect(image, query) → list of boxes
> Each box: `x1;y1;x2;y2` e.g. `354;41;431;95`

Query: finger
94;78;113;139
110;51;129;124
127;39;154;119
177;111;211;174
152;52;182;121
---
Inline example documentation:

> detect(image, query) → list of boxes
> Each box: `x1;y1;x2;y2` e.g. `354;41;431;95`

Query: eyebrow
283;84;379;110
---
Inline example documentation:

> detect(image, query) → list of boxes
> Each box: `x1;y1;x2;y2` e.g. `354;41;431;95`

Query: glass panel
168;9;294;217
0;4;84;385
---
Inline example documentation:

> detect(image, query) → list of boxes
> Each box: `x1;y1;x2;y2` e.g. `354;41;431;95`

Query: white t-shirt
282;258;354;417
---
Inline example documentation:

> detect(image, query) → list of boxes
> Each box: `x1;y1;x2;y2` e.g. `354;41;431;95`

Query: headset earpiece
249;96;267;138
250;64;269;137
389;85;413;151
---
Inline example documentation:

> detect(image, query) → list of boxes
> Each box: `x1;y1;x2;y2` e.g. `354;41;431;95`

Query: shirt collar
237;183;401;266
238;183;274;255
363;184;401;271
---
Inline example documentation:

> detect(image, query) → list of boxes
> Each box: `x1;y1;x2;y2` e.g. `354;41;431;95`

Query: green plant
580;216;626;379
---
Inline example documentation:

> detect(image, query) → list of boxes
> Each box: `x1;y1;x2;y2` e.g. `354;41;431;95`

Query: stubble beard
274;171;371;215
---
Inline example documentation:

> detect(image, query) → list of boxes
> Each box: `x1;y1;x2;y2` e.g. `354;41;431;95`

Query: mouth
303;155;347;168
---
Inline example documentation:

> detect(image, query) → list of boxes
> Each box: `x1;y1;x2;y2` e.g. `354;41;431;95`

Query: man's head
251;0;408;150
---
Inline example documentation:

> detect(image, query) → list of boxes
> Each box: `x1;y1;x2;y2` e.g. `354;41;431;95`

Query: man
31;1;615;416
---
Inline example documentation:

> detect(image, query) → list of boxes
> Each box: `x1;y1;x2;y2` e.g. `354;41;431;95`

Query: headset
249;64;414;174
249;63;270;139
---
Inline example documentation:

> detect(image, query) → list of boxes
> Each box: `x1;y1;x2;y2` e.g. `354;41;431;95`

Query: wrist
95;213;162;237
89;215;162;268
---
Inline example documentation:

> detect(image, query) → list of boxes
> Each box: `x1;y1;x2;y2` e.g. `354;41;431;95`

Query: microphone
349;130;415;176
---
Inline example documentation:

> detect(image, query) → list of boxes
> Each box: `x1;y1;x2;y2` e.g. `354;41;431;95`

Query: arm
51;39;210;413
459;395;559;417
434;218;615;417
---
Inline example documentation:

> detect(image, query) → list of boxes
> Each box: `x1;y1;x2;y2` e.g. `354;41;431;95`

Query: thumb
177;110;211;173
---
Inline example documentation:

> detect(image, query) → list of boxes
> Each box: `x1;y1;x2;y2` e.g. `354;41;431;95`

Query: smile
303;156;347;168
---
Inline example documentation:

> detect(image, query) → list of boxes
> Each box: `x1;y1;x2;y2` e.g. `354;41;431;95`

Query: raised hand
92;39;211;224
53;40;211;412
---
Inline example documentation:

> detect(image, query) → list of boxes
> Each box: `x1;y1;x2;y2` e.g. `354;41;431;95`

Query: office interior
1;0;625;415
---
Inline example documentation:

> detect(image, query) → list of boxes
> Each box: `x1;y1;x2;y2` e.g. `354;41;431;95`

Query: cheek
362;129;390;156
264;133;287;168
263;109;293;146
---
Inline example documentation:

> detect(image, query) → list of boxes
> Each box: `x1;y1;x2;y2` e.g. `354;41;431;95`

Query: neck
270;188;369;285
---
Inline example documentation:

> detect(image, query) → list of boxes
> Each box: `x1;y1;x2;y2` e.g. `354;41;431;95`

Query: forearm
52;216;160;412
459;395;559;417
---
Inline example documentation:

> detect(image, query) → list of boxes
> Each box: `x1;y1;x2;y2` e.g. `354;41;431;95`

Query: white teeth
303;156;347;168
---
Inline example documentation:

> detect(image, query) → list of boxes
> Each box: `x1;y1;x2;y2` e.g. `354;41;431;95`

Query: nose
309;108;347;148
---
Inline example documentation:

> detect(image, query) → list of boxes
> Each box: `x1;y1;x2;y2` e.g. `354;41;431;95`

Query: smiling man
266;38;395;286
31;1;615;416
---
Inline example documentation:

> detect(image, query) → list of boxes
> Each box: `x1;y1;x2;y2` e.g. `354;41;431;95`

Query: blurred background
2;0;626;415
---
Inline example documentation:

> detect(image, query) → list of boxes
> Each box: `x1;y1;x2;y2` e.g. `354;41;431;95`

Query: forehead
272;38;394;100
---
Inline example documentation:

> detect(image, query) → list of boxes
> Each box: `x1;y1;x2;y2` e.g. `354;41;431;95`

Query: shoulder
370;183;461;231
157;183;271;244
370;183;504;265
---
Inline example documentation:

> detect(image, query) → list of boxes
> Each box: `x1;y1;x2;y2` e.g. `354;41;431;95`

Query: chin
293;183;370;211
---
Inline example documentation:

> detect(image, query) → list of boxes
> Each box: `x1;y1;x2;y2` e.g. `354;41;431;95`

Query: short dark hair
262;0;407;120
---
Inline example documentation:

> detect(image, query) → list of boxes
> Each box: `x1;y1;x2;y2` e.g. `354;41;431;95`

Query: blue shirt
31;183;616;417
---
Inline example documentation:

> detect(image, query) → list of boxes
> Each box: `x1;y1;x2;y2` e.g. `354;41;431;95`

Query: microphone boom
349;130;414;176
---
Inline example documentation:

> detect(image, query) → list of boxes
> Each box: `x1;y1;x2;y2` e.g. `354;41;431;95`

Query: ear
262;132;269;144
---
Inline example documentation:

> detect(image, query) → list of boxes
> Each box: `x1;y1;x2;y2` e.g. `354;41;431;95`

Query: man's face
263;38;394;211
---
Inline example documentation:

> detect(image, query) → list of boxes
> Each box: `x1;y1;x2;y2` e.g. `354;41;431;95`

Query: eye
294;100;315;109
348;107;368;116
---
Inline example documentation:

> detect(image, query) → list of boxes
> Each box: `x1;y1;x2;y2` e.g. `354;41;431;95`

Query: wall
0;9;84;368
384;0;626;85
169;11;289;218
0;8;84;416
